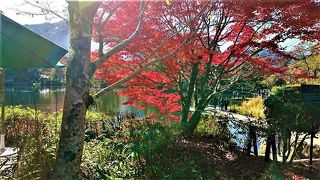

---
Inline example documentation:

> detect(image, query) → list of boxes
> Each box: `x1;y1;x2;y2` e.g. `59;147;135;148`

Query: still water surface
2;87;157;115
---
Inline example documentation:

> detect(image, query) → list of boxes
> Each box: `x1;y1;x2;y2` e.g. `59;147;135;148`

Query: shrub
195;115;235;148
1;106;62;179
81;139;137;179
238;97;265;119
2;107;202;179
126;119;202;179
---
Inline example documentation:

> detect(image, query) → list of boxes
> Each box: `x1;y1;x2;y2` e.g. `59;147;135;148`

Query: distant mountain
25;20;69;49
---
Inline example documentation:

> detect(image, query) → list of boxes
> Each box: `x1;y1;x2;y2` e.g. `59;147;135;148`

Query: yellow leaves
165;0;172;5
238;97;265;120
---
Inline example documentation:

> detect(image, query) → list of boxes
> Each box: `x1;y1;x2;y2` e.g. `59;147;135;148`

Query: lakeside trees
14;0;320;178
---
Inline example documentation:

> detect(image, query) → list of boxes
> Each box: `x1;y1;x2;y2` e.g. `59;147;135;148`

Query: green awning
0;14;68;68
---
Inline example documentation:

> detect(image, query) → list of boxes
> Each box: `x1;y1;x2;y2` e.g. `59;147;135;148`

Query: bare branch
90;0;149;75
96;1;126;56
93;35;195;99
101;1;126;27
93;0;211;98
14;0;69;22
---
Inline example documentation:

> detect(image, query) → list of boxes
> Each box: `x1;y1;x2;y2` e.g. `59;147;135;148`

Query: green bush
195;115;234;148
1;106;61;179
195;115;220;136
2;106;117;179
81;139;137;179
127;120;202;179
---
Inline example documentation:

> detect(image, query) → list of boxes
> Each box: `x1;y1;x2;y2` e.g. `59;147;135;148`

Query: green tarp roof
0;13;68;68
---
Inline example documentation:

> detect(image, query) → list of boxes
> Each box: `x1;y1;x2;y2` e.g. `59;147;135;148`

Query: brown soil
172;136;320;179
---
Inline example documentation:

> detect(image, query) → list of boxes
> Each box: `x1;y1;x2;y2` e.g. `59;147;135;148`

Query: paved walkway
203;106;256;122
0;147;19;178
192;106;265;126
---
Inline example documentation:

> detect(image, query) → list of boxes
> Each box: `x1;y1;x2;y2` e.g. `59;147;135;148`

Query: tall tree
49;1;101;179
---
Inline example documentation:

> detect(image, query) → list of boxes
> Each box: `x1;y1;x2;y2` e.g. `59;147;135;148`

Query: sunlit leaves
93;0;320;122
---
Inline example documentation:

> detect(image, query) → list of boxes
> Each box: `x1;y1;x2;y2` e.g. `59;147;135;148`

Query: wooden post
0;68;6;150
247;126;258;156
265;133;277;162
246;139;252;155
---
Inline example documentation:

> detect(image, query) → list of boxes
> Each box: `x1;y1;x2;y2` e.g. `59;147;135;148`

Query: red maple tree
94;0;320;133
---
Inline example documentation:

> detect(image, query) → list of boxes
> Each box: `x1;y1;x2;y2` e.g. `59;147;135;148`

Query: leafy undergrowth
4;107;320;179
81;116;320;179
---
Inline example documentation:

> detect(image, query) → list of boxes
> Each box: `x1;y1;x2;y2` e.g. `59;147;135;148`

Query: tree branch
93;35;194;99
16;0;69;22
89;0;148;76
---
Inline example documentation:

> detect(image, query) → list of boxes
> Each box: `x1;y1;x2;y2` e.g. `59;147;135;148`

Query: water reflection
2;87;157;116
95;91;158;116
3;87;65;113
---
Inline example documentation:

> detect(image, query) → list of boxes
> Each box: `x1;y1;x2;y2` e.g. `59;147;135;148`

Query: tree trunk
282;129;290;163
290;133;307;163
289;132;300;163
265;133;277;162
271;135;277;161
309;132;314;172
285;131;292;162
265;139;271;162
246;126;253;155
185;108;203;136
50;2;100;179
252;128;258;156
181;62;199;128
246;140;252;155
246;126;258;156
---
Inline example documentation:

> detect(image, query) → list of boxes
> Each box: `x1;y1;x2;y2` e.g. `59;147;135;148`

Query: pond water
1;87;157;116
2;87;266;154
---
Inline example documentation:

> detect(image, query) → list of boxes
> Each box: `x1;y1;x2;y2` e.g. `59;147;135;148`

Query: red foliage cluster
92;0;320;120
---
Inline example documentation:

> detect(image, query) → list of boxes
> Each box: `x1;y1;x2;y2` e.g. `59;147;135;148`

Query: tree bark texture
50;2;100;179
